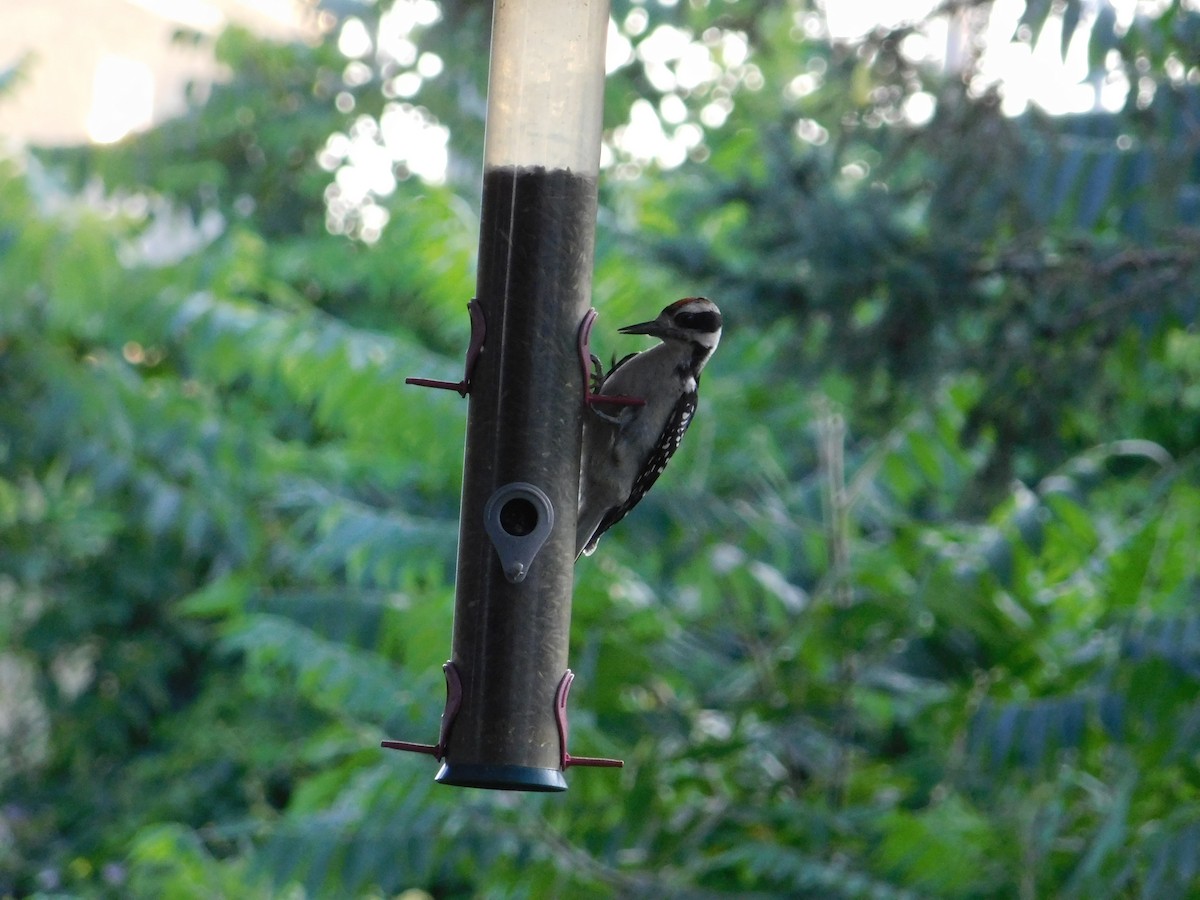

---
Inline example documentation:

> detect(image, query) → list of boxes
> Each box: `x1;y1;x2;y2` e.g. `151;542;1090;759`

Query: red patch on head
665;296;707;312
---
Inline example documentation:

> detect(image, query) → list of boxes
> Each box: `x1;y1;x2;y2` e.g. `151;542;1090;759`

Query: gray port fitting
483;482;555;583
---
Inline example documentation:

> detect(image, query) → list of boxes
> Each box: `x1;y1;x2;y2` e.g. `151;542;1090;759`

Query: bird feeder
384;0;622;791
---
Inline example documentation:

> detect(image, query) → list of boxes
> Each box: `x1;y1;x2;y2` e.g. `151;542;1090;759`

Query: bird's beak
619;317;664;337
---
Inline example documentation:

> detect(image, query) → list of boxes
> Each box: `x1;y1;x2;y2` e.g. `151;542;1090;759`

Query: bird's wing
581;390;698;555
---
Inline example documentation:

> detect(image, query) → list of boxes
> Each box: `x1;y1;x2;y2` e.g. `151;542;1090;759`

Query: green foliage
124;824;274;898
605;0;1200;500
3;1;1200;898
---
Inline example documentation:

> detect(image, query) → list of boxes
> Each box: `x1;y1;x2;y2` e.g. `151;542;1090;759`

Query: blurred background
2;0;1200;896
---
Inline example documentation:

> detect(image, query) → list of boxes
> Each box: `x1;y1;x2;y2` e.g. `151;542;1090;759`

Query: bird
576;297;723;558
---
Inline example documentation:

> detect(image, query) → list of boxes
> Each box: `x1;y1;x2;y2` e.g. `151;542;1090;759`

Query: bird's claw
589;353;606;394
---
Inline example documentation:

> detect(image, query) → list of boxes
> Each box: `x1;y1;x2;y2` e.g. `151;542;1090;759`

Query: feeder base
435;761;567;792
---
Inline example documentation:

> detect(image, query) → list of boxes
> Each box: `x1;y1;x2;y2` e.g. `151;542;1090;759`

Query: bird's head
619;297;723;356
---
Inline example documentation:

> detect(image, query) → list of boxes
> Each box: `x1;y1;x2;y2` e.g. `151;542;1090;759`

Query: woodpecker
576;297;723;558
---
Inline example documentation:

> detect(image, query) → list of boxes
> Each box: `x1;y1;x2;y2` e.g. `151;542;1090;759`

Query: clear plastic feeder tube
436;0;611;792
484;0;609;172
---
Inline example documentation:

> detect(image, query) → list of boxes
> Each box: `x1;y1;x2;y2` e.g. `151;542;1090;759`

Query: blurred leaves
2;1;1200;898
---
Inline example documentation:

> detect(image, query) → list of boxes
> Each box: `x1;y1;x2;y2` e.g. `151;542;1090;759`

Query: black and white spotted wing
585;390;698;553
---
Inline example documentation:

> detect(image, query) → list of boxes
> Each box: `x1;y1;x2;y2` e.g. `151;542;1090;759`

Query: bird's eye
675;311;721;332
